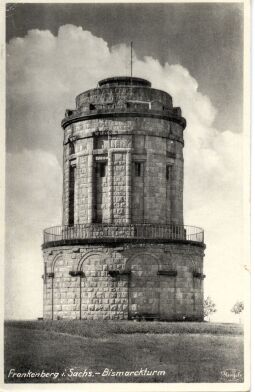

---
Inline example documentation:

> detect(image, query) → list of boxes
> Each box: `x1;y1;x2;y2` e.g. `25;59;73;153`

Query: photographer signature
220;369;243;382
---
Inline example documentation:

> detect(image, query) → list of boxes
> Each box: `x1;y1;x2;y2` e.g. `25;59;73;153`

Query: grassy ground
4;320;244;383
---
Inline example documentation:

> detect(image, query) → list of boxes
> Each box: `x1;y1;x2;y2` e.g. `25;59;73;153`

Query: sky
5;2;247;321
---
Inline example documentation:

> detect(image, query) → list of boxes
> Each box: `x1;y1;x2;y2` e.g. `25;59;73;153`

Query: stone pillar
74;158;78;224
87;154;93;223
108;150;113;223
126;150;132;223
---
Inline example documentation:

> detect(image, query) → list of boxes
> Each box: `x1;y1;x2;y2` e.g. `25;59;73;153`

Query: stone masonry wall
144;135;166;223
43;242;204;321
131;160;144;223
112;153;126;223
62;117;184;225
76;86;173;111
77;154;88;224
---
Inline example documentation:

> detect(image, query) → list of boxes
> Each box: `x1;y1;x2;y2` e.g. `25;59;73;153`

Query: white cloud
6;25;246;321
5;150;62;319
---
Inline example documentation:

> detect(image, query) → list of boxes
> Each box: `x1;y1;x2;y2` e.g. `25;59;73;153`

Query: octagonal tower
42;76;206;321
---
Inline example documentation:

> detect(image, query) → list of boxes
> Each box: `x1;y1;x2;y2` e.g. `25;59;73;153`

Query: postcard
2;1;250;391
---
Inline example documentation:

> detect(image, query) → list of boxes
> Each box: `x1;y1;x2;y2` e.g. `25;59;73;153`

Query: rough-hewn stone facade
42;76;205;321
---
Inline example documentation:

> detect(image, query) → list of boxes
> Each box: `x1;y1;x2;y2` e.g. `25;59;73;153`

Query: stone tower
42;76;205;321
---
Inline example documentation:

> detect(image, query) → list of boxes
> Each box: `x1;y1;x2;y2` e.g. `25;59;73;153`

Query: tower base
42;241;205;321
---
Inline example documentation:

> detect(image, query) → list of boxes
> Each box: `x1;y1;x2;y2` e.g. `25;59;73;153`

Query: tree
231;301;244;323
203;296;217;321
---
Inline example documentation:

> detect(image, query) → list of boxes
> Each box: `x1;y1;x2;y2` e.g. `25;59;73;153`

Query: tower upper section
62;76;185;129
61;76;186;227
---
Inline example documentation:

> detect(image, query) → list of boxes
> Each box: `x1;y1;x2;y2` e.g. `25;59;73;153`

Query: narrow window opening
93;161;107;223
98;162;106;177
166;165;171;181
95;136;108;150
135;162;143;177
68;165;76;225
69;142;75;155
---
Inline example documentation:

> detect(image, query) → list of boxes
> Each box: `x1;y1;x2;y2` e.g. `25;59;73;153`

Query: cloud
6;25;245;320
5;150;62;319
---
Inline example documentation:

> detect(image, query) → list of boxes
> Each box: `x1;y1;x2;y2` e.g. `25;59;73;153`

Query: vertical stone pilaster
51;275;54;320
126;150;132;223
62;145;70;226
170;160;179;224
74;157;79;224
87;153;93;223
171;154;184;226
179;158;184;225
108;150;113;223
192;276;196;312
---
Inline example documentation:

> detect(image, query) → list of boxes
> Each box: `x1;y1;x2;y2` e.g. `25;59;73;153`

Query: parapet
98;76;152;88
62;76;186;129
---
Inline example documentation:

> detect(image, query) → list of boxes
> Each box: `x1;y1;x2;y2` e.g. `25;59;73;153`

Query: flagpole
131;41;133;84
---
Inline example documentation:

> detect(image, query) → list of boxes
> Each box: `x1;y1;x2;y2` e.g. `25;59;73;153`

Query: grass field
4;320;244;383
